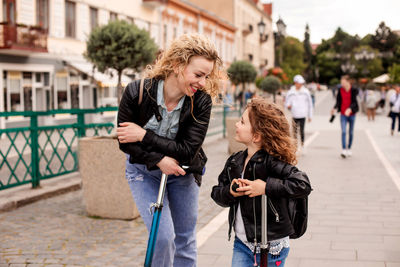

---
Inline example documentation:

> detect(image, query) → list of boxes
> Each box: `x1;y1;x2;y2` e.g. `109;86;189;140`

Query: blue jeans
390;112;400;131
232;237;290;267
125;161;199;267
340;114;356;149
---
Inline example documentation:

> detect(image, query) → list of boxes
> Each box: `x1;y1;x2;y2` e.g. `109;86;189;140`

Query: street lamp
274;17;286;67
276;17;286;37
354;48;375;75
257;18;268;43
341;61;356;74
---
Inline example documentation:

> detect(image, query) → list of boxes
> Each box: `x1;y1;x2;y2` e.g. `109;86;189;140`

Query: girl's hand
117;122;146;143
156;156;186;176
230;179;246;197
236;179;266;198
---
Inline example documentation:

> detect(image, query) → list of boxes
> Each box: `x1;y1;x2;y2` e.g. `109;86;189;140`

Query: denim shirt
143;80;185;139
125;80;185;176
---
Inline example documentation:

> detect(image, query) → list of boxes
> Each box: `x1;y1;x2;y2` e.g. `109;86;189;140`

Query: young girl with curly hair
117;33;223;267
212;98;312;267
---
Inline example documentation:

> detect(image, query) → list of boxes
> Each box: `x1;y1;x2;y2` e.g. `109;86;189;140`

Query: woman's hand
117;122;146;143
156;156;186;176
344;108;352;116
236;179;266;198
230;179;246;197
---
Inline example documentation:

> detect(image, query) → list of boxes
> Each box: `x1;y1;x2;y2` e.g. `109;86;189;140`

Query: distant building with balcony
143;0;235;68
187;0;275;72
0;0;235;128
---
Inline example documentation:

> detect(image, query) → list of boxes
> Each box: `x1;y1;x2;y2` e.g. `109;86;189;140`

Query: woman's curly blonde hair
247;97;298;165
145;33;223;98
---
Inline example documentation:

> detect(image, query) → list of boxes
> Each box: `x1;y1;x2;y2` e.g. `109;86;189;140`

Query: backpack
288;196;309;239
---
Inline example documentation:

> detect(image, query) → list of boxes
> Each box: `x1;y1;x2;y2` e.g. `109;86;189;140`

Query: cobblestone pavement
0;136;229;267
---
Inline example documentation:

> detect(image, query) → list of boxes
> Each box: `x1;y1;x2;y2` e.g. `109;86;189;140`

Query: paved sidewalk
197;91;400;266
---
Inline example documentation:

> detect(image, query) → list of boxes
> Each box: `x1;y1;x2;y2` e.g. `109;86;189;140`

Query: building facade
144;0;235;67
1;0;235;129
187;0;275;72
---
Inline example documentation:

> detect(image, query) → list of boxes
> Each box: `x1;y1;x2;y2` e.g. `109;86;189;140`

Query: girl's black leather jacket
211;149;311;242
117;78;212;185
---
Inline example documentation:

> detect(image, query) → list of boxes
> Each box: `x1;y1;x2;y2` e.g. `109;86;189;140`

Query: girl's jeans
232;237;290;267
125;162;199;267
340;114;356;149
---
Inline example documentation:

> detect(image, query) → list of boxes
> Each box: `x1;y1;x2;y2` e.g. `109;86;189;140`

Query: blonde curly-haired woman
117;33;223;267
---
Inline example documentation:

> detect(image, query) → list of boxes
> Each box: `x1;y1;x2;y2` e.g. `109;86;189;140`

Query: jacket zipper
252;163;258;251
227;166;236;241
268;199;280;222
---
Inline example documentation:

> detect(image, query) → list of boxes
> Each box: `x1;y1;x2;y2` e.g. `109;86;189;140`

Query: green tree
85;20;158;103
315;28;361;83
353;46;383;79
227;60;257;103
316;50;341;84
389;63;400;84
281;36;306;83
260;75;281;103
303;24;313;81
369;22;399;71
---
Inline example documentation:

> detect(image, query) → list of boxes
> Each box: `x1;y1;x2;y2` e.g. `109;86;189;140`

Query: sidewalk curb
0;173;81;213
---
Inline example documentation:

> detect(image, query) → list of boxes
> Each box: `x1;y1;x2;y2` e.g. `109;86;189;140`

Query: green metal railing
0;107;118;190
0;103;240;191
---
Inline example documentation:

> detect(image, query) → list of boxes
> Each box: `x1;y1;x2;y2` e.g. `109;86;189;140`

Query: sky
262;0;400;44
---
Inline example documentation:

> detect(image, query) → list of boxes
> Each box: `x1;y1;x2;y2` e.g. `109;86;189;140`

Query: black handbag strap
138;78;144;105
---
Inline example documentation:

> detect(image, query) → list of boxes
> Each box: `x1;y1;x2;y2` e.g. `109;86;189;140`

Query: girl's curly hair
247;97;297;165
145;33;224;98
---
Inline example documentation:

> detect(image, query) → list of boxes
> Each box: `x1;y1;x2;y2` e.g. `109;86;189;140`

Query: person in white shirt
389;85;400;136
285;75;313;150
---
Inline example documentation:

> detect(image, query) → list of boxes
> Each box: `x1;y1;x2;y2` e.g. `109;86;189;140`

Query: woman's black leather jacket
117;78;212;185
211;149;311;242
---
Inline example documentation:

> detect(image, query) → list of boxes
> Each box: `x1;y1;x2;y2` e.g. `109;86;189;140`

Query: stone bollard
79;136;140;220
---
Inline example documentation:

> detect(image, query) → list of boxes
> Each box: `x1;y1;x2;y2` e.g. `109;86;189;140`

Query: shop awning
372;73;390;84
63;58;133;88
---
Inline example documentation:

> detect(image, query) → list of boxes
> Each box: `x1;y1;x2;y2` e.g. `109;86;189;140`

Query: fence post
77;111;86;137
30;114;40;188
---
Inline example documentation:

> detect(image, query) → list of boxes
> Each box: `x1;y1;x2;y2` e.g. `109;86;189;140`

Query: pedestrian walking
308;81;318;107
377;85;387;112
211;98;312;267
365;83;378;121
331;75;359;158
285;75;313;153
116;33;223;267
389;84;400;136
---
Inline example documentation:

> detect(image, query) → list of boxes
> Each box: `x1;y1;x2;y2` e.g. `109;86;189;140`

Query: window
90;7;98;31
3;0;16;24
110;12;117;21
56;73;68;109
9;73;21;111
35;73;42;83
163;24;167;49
36;0;49;30
65;0;76;38
44;72;50;86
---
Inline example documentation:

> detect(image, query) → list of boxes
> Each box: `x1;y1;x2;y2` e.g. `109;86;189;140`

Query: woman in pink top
331;75;359;158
